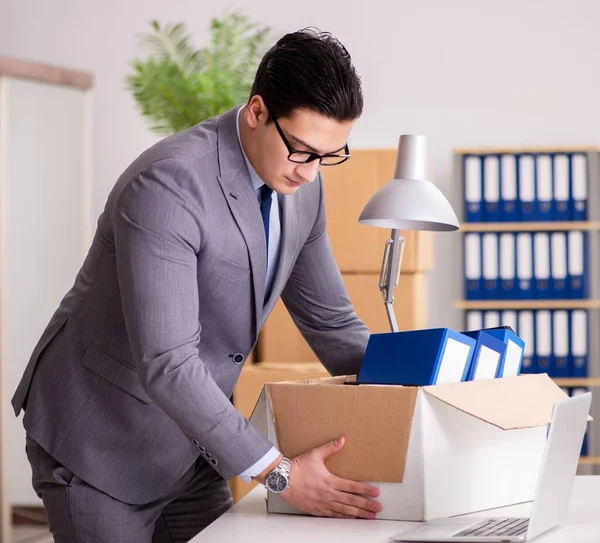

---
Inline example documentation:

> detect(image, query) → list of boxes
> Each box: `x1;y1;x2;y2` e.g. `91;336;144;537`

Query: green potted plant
126;11;272;135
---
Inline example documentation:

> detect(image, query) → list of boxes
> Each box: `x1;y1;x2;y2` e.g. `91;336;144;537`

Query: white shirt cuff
238;447;281;483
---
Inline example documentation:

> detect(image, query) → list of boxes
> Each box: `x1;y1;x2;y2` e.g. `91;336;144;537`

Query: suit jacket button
191;439;200;448
232;353;244;365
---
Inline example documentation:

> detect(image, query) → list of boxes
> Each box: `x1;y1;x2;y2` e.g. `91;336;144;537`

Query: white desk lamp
358;135;459;332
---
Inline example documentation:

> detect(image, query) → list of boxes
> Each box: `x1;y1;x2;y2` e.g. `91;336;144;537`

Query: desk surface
191;476;600;542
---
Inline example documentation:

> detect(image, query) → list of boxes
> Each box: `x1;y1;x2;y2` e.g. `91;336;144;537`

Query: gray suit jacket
12;106;369;504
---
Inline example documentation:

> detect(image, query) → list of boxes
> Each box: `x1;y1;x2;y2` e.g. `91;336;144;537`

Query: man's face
244;97;354;195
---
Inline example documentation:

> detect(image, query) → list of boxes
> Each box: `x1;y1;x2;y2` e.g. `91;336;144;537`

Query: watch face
267;471;288;493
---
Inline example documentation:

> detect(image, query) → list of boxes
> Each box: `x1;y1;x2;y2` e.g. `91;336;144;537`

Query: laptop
390;391;592;542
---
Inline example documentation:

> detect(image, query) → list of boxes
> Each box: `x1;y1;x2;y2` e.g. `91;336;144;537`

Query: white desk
191;476;600;542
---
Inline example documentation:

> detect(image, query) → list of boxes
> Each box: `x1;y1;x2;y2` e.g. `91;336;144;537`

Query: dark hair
249;27;363;123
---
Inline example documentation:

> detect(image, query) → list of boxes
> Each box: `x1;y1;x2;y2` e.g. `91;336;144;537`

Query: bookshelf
0;57;92;541
454;146;600;474
460;221;600;232
454;300;600;310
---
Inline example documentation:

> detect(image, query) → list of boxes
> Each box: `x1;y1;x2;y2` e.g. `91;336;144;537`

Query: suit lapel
215;108;266;332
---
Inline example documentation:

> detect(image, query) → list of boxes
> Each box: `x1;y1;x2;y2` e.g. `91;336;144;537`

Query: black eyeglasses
267;107;351;166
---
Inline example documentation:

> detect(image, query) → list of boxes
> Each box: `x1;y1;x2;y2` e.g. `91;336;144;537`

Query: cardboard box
322;149;434;273
259;273;428;363
249;373;568;521
229;362;330;502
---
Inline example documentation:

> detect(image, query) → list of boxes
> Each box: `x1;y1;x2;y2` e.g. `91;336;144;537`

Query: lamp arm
378;229;405;333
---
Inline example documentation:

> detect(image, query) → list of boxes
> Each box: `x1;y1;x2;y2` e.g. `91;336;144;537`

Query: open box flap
423;373;575;430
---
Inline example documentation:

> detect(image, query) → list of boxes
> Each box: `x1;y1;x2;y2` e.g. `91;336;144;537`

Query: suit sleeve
280;178;370;376
112;159;273;479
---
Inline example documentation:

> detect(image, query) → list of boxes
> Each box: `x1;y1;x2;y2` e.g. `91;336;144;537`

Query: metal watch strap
277;456;292;479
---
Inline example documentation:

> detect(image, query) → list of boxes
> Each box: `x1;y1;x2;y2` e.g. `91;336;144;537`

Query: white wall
2;0;600;330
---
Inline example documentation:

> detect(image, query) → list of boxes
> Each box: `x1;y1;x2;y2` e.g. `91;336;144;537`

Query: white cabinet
0;57;92;541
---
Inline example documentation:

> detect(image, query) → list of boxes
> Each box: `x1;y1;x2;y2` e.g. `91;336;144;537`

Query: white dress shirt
235;106;281;482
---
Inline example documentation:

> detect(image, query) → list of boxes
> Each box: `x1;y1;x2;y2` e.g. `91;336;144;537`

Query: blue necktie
260;184;273;261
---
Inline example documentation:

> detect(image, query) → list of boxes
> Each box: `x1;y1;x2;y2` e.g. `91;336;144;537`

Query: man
13;28;382;542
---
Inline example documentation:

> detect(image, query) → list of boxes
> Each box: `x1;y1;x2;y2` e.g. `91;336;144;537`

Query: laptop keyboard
453;518;529;538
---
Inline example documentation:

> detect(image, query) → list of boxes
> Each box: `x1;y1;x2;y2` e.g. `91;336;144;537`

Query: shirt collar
236;105;265;193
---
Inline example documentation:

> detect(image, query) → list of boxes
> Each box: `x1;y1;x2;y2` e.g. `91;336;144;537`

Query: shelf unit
454;299;600;310
460;221;600;232
0;57;92;542
453;146;600;474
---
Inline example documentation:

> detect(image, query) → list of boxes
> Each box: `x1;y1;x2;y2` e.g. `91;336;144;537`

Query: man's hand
281;436;382;519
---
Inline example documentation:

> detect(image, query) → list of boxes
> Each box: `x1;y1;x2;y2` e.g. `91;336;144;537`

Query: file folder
551;310;569;378
482;233;499;299
358;328;477;386
534;310;552;374
500;310;518;336
518;155;536;221
533;232;550;299
567;231;588;299
483;310;501;329
466;310;483;332
483;155;501;222
482;327;525;378
464;155;483;222
552;154;570;221
570;310;588;378
499;233;516;299
550;232;568;299
571;153;588;221
518;310;535;373
461;330;506;381
464;233;483;300
500;154;518;221
516;233;533;298
535;154;553;221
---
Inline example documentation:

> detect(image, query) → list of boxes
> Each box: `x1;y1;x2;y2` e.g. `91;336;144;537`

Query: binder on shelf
570;310;588;378
464;233;483;300
516;233;533;298
550;232;568;299
500;310;518;335
533;232;551;299
552;154;570;221
466;310;483;332
518;310;535;373
461;330;506;381
535;154;553;221
571;153;588;221
483;310;501;329
551;310;569;378
482;233;499;299
500;154;518;222
567;231;588;299
464;155;483;222
534;310;552;375
358;328;477;386
518;154;536;221
499;233;516;299
483;155;501;222
571;387;590;456
482;327;525;378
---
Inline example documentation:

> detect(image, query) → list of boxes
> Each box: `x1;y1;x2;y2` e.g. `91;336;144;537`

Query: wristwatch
265;456;292;493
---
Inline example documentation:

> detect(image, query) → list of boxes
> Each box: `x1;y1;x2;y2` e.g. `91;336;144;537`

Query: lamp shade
358;135;459;232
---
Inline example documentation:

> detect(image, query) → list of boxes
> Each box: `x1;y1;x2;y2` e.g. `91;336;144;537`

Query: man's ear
245;95;268;129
